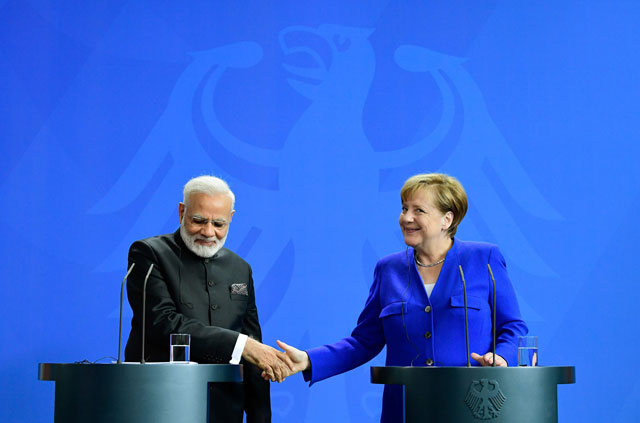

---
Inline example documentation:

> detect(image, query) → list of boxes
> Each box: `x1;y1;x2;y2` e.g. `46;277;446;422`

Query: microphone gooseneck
458;265;471;367
140;263;155;364
117;262;136;364
487;263;497;367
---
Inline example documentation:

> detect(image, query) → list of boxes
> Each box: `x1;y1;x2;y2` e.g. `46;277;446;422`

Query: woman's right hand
277;340;311;377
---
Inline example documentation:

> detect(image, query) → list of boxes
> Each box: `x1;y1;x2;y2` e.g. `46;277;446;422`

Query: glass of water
170;333;190;363
518;336;538;366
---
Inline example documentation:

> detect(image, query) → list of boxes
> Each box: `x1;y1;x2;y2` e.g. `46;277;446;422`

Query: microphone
117;263;136;364
458;265;471;367
487;264;497;367
140;263;155;364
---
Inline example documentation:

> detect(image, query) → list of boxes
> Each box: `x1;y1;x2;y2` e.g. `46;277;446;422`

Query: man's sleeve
229;334;248;364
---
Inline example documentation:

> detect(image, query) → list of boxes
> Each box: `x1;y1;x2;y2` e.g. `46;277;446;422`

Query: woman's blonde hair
400;173;468;237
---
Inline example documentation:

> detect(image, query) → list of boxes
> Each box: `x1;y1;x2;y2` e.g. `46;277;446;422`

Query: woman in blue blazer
278;173;528;422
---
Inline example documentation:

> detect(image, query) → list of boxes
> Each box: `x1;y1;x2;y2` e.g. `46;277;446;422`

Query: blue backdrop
2;0;639;421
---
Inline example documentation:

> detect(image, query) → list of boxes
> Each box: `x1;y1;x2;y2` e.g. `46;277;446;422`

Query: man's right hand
242;337;294;382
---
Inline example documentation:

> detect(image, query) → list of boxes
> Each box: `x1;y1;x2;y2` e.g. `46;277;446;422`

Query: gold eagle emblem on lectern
464;378;506;420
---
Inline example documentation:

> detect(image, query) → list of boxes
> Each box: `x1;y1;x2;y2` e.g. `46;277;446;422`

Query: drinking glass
170;333;190;363
518;335;538;366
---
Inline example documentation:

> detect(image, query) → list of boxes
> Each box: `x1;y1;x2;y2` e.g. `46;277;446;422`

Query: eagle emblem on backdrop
92;22;561;278
90;22;560;421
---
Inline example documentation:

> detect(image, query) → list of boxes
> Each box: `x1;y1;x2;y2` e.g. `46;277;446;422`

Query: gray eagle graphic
464;378;507;420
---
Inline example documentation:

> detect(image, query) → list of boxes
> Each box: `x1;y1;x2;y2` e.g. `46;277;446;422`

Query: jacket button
426;358;434;366
424;331;432;339
424;305;431;313
204;258;209;264
208;280;214;287
211;304;219;310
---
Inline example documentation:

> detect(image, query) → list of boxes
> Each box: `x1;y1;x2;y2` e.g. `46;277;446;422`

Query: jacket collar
409;238;460;305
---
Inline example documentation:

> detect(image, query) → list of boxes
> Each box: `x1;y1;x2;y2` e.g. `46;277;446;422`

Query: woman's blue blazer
304;238;528;422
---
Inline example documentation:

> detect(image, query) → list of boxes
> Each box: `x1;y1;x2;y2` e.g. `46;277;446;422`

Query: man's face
178;192;234;258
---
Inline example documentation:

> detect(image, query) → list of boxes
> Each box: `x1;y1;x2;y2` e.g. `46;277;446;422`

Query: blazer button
204;258;210;264
424;305;431;313
208;280;214;287
424;331;432;339
426;358;434;366
211;304;219;310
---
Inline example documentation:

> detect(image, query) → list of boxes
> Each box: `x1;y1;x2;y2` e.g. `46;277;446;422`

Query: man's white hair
183;175;235;209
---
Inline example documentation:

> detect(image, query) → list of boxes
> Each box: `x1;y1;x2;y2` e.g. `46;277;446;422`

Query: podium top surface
371;365;575;385
39;362;243;383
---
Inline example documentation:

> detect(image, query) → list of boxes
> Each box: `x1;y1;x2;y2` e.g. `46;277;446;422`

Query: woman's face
399;189;452;250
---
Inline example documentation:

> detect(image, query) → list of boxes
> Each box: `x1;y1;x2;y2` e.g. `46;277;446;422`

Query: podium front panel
371;366;575;423
39;363;242;423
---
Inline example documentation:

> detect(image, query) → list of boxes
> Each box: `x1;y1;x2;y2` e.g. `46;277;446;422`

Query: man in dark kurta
124;175;289;422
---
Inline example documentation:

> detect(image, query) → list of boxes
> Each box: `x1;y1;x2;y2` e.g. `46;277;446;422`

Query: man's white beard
180;221;227;258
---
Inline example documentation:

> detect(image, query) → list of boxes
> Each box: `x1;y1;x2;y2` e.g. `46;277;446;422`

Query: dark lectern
371;366;575;423
39;363;242;423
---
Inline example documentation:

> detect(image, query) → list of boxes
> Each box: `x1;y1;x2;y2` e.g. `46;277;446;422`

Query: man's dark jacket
124;230;270;422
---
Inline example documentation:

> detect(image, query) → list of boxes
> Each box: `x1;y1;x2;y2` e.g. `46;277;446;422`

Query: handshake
242;339;308;383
